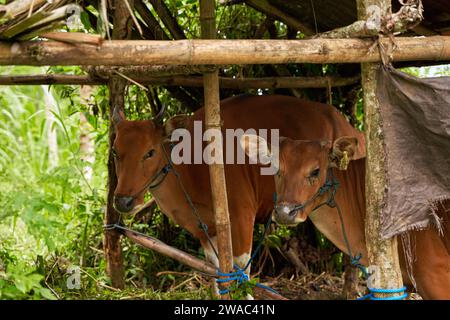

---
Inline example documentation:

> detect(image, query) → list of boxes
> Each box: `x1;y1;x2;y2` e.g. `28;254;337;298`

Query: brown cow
110;94;375;294
240;134;450;299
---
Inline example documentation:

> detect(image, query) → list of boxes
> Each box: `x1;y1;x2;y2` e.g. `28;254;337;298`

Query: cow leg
201;237;220;298
399;229;450;300
233;252;254;300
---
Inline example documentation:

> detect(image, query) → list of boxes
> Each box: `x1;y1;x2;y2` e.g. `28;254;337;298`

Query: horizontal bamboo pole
0;36;449;66
118;226;288;300
0;73;360;88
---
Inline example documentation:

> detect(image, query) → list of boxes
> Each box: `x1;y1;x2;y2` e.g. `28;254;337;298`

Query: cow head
240;134;364;226
111;107;189;213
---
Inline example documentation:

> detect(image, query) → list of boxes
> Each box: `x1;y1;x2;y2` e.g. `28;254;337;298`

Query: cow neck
309;160;368;264
148;143;194;215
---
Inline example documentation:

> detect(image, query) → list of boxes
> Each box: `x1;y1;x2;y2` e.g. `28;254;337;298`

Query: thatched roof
244;0;449;36
1;0;449;41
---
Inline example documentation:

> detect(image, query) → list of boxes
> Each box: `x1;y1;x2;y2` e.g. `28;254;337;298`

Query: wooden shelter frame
0;0;449;300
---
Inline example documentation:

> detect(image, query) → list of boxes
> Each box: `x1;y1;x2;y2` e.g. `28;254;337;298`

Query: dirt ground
259;273;422;300
260;273;361;300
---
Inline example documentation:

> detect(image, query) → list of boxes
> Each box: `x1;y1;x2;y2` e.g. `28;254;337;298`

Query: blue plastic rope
216;266;250;295
215;213;278;296
216;265;281;296
357;286;408;300
350;253;369;278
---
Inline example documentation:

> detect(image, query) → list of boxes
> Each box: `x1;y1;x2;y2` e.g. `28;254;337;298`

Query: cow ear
112;106;125;126
329;136;359;170
240;134;272;165
164;114;191;136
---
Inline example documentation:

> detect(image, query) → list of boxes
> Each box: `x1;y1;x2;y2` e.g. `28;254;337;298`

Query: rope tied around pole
357;286;408;300
276;169;407;300
214;214;279;296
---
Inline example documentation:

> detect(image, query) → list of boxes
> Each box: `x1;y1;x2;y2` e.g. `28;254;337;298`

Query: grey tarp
376;66;450;240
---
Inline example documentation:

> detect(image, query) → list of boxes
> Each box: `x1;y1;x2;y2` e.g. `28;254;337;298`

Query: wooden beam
0;74;360;88
1;37;449;66
358;0;404;299
118;226;288;300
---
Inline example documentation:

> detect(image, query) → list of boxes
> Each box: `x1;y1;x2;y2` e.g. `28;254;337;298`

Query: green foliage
0;66;202;300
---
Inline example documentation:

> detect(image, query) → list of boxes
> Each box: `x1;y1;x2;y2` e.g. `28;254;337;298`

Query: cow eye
144;149;155;159
310;168;320;178
111;148;119;158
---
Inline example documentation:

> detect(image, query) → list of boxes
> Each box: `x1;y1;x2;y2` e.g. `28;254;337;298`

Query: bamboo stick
358;0;404;299
0;74;360;88
119;227;288;300
41;32;104;45
200;0;234;300
0;36;449;66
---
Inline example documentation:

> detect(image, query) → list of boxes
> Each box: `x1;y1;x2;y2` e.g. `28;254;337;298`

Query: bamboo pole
0;74;360;88
117;227;288;300
358;0;404;299
0;36;449;66
200;0;234;300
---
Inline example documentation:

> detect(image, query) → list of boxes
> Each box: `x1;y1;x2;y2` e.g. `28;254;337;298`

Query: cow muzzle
114;195;135;213
273;203;307;225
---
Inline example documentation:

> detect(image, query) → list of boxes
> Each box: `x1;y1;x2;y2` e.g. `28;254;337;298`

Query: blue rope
216;265;281;296
350;253;369;279
216;265;250;295
275;170;407;301
357;286;408;300
215;215;279;296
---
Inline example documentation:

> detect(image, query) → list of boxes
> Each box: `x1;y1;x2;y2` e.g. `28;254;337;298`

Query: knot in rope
350;253;369;278
216;265;250;295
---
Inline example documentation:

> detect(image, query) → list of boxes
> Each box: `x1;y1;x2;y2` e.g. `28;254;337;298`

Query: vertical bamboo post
200;0;234;299
104;0;135;289
357;0;404;298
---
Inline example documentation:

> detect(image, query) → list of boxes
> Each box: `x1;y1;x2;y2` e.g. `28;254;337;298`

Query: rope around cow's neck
105;142;279;296
274;169;407;300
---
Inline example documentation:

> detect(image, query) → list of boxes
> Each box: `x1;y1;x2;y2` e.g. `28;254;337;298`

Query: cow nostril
124;197;133;210
114;196;135;213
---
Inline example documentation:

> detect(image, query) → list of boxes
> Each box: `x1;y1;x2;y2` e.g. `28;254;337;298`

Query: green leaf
38;288;57;300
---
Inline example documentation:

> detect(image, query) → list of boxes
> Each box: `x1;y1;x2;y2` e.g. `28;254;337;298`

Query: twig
100;0;111;40
27;0;36;18
113;70;148;91
124;0;143;37
78;267;121;291
156;270;193;277
171;275;198;291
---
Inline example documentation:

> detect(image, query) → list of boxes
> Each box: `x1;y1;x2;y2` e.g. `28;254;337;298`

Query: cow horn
112;106;124;125
152;104;165;123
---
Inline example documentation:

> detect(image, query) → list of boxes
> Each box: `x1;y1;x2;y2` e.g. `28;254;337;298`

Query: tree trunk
358;0;404;299
104;0;135;290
